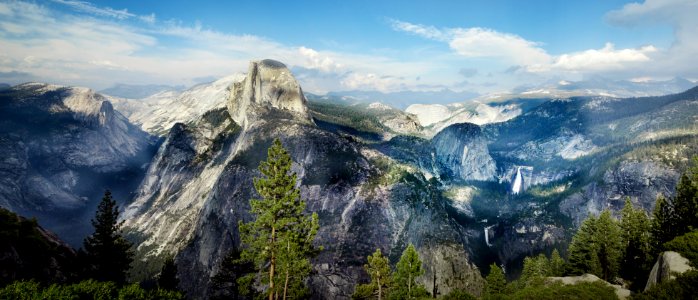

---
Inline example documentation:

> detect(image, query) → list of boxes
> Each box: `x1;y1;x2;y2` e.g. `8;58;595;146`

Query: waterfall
512;166;523;194
484;225;495;247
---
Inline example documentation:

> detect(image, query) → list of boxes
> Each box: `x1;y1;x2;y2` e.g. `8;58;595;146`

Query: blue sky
0;0;696;96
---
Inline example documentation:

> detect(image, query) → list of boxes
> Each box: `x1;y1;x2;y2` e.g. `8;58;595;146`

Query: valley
1;58;697;299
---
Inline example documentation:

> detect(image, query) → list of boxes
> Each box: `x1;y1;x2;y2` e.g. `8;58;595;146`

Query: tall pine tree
393;244;426;299
567;214;601;277
651;195;679;253
82;190;133;284
238;139;320;300
485;263;506;296
595;210;623;281
549;249;566;277
619;198;653;289
353;248;392;300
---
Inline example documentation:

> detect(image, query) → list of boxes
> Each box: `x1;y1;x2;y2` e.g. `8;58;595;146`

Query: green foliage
595;210;623;281
0;208;76;286
619;198;653;290
0;280;40;300
567;214;601;277
82;190;134;285
157;257;179;292
651;195;679;252
0;280;184;300
633;270;698;300
673;161;698;233
392;244;426;299
238;139;320;299
567;210;622;281
663;231;698;267
439;289;477;300
118;283;148;300
651;158;698;253
507;281;617;300
485;264;506;296
210;249;255;300
353;248;392;300
66;279;118;300
548;249;565;277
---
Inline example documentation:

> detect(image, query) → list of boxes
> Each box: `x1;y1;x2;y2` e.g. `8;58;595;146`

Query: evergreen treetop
82;190;133;285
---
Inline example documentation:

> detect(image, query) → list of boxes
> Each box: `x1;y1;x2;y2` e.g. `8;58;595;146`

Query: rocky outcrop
226;59;313;129
0;83;157;246
559;160;680;226
547;274;631;299
432;123;496;181
645;251;694;291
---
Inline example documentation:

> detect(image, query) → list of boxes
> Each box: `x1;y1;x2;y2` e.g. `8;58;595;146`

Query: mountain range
0;59;697;299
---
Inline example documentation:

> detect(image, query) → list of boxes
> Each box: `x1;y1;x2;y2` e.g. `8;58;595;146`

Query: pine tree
619;198;653;289
158;256;179;291
549;249;565;277
567;214;601;276
82;190;133;284
595;210;623;281
355;248;392;300
674;170;698;233
238;139;320;300
393;244;426;299
651;195;678;253
485;263;506;296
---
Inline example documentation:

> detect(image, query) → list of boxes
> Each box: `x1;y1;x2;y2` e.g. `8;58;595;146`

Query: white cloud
341;73;406;92
551;43;657;72
605;0;698;78
298;46;343;73
389;19;447;41
0;1;441;93
390;19;672;77
448;28;551;66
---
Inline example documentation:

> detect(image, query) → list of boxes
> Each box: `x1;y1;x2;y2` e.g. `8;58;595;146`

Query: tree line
0;190;183;299
481;157;698;299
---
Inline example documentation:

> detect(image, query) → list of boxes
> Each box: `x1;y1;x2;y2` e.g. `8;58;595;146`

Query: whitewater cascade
512;166;523;194
484;225;495;247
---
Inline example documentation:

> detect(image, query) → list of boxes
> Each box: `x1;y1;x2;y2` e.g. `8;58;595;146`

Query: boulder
645;251;694;291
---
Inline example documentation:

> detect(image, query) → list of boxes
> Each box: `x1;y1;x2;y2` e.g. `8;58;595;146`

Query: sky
0;0;696;96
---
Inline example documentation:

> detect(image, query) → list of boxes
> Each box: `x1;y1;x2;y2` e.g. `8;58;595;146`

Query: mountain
0;83;158;246
2;59;698;299
111;75;245;136
307;94;422;140
99;83;186;99
405;98;548;137
326;89;479;110
122;60;485;298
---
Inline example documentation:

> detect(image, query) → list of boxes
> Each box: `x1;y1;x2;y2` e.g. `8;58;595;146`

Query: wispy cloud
0;1;439;93
51;0;137;20
390;19;663;75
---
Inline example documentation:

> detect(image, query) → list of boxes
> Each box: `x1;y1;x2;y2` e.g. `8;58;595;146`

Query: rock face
432;123;496;181
559;160;680;226
111;74;245;136
0;83;157;246
226;59;313;129
645;251;694;291
547;274;631;299
123;63;484;299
